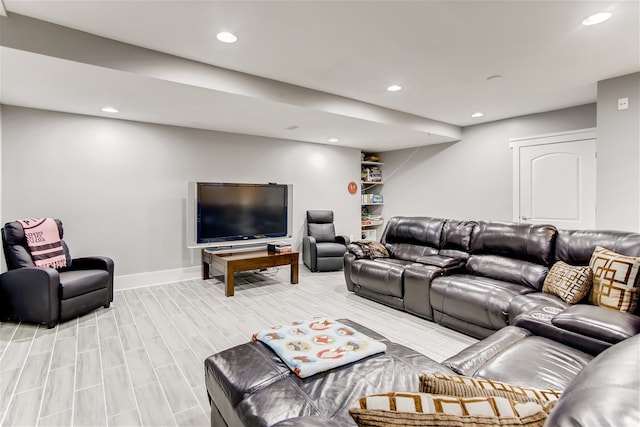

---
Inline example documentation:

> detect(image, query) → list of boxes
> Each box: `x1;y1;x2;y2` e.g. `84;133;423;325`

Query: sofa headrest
3;219;65;245
2;219;69;270
382;216;445;248
555;229;640;265
441;220;476;252
470;221;557;265
306;210;334;224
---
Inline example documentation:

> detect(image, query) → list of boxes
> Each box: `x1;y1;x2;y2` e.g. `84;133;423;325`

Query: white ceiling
1;0;638;151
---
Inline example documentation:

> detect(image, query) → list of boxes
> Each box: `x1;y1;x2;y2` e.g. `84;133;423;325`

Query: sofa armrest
442;326;532;376
415;255;463;268
302;236;317;271
551;305;640;344
71;256;114;274
70;256;115;304
343;252;356;292
0;267;60;326
346;243;365;258
336;235;350;245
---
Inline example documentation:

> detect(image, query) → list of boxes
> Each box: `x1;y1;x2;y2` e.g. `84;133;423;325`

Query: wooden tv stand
202;249;299;297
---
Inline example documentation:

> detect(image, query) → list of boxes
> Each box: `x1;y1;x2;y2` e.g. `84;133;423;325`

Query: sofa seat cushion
59;269;109;300
431;275;537;331
205;320;453;427
350;259;413;298
551;305;640;344
472;336;593;391
316;242;348;257
228;342;453;427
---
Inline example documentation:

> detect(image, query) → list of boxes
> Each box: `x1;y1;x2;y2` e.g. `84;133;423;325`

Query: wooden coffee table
202;249;299;297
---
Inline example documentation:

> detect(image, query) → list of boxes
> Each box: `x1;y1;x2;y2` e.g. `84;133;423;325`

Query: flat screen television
186;182;293;249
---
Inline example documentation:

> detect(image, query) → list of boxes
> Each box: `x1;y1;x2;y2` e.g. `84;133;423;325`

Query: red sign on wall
347;181;358;195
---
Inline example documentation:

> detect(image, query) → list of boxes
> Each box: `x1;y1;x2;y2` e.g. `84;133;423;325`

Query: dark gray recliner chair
302;210;350;272
0;219;114;328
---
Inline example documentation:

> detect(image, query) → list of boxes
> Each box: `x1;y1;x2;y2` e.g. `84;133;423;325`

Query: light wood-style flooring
0;267;477;426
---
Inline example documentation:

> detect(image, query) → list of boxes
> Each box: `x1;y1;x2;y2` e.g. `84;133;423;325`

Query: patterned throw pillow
589;246;640;313
542;261;593;304
419;373;561;405
349;392;548;427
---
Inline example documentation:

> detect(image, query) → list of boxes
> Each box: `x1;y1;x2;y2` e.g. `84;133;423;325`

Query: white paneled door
511;129;596;230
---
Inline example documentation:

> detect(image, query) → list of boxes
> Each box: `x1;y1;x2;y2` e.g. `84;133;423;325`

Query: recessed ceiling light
328;138;339;143
101;107;118;113
582;12;612;26
387;85;402;92
471;112;484;118
216;32;238;43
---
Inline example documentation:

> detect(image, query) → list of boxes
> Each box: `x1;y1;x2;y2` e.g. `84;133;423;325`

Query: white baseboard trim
114;266;201;290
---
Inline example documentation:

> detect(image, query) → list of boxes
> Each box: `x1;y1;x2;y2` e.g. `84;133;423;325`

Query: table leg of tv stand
202;261;210;280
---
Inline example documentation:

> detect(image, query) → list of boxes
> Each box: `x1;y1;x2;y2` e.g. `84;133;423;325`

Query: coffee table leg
291;260;299;284
225;266;234;297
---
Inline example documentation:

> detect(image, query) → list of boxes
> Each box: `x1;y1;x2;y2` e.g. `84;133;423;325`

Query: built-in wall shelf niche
361;152;384;239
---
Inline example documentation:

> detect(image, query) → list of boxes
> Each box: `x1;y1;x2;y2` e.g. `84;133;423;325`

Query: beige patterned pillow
419;373;561;404
542;261;593;304
589;246;640;313
349;392;548;427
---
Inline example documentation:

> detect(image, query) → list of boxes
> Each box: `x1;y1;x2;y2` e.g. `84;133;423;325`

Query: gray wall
2;73;637;286
596;72;640;232
1;106;362;281
381;104;597;222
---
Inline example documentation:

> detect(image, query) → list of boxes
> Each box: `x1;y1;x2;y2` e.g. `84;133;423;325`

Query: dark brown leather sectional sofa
205;319;639;426
204;216;640;426
344;216;640;346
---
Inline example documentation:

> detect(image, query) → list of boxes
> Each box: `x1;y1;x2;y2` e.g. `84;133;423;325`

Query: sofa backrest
555;229;640;265
439;220;477;260
555;228;640;314
467;221;557;290
381;217;445;261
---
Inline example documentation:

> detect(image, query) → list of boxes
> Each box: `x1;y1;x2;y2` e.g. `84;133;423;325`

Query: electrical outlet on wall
618;97;629;110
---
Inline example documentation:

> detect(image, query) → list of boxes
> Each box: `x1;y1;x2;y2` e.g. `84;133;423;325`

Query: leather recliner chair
0;219;114;328
302;210;350;272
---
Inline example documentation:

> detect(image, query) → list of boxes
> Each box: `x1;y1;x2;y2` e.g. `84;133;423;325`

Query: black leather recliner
0;219;114;328
302;210;350;272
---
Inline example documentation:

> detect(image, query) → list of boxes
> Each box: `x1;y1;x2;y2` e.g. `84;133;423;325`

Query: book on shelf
361;165;382;182
361;194;383;204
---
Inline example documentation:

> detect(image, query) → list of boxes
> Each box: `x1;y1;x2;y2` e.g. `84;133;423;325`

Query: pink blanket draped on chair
17;218;67;269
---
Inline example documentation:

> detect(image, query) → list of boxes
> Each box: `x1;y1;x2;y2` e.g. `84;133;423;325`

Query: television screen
196;183;290;244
